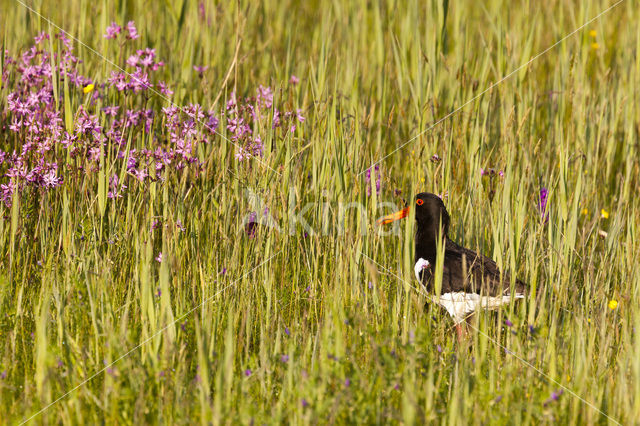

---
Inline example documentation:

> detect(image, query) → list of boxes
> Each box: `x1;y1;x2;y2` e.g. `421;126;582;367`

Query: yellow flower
83;83;95;94
582;208;589;215
591;42;600;50
589;30;597;38
608;299;618;310
600;209;609;219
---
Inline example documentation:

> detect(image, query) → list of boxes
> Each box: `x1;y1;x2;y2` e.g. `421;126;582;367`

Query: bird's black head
377;192;450;263
377;192;450;236
414;192;450;237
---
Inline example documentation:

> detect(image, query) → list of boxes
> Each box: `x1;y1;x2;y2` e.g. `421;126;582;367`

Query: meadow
1;0;639;424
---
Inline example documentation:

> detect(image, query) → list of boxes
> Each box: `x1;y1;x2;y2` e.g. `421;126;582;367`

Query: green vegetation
0;0;638;423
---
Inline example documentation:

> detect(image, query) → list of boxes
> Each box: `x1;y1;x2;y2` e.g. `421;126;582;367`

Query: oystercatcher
378;193;527;335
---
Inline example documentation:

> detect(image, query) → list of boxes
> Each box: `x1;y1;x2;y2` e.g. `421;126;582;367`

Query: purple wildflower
34;32;49;44
126;21;139;40
155;252;163;263
544;389;564;406
280;354;289;363
42;169;62;188
539;187;549;223
103;105;119;116
301;398;309;408
245;211;258;237
126;54;139;68
504;319;513;327
272;109;281;128
289;75;300;85
193;65;208;77
365;164;381;196
345;378;351;387
104;22;121;39
157;81;173;96
245;369;252;377
256;85;273;109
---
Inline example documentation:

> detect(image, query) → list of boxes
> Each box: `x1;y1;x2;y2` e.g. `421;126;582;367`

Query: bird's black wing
438;239;527;296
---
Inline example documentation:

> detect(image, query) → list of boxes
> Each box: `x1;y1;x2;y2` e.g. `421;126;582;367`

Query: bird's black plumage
411;193;527;297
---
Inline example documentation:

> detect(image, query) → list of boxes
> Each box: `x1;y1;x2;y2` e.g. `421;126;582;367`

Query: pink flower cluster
0;23;305;208
225;85;305;161
1;31;91;206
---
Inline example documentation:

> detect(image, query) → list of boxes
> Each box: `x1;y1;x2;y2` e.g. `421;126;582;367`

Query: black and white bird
378;193;527;333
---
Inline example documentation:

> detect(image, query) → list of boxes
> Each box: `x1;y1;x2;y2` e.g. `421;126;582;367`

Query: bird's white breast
413;258;524;324
436;292;525;324
414;258;430;282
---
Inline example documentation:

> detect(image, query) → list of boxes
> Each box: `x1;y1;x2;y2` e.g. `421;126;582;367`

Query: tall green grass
1;0;639;423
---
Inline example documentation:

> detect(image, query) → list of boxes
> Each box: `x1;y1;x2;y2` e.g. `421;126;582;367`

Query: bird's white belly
413;258;524;324
436;292;525;324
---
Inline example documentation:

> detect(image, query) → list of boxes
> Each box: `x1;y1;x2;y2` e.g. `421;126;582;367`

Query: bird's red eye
416;199;424;206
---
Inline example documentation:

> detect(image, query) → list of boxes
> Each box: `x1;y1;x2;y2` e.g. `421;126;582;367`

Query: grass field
1;0;639;424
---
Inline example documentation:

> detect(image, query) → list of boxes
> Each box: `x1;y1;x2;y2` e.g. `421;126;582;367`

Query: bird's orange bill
377;206;410;225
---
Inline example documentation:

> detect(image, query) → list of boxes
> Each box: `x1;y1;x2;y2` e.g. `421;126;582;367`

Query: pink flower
256;85;273;109
42;169;62;188
102;106;119;116
104;22;121;39
129;68;152;92
107;71;128;91
272;109;281;128
126;54;139;67
34;32;49;44
126;21;139;40
157;81;173;96
193;65;208;76
289;75;299;85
